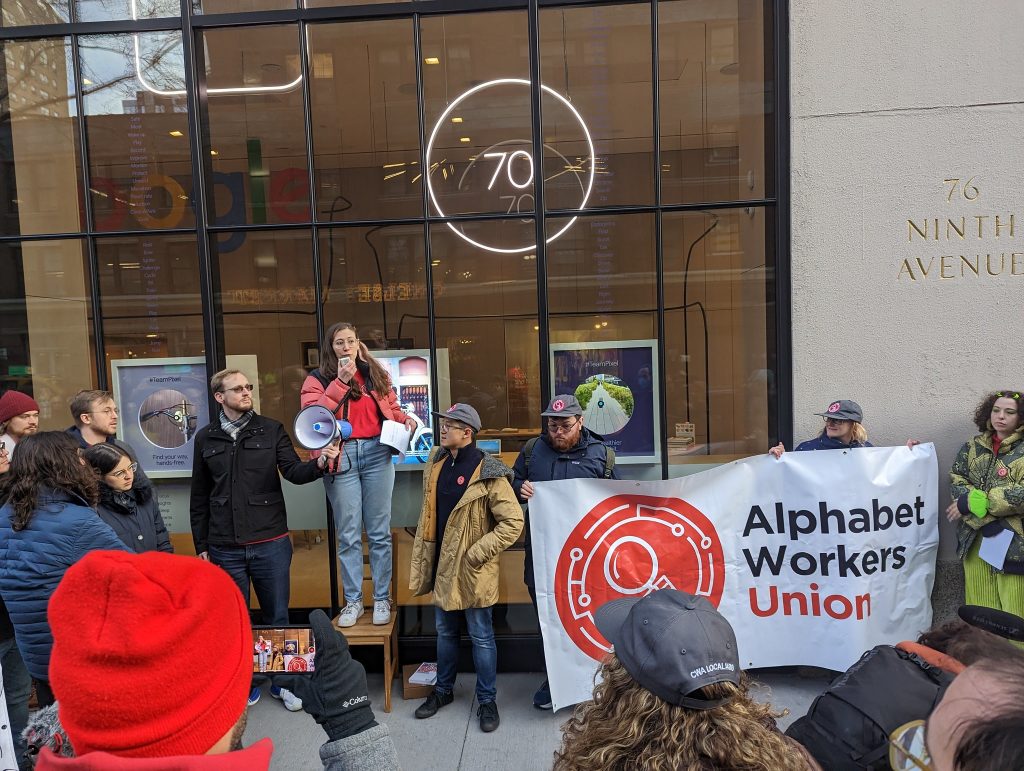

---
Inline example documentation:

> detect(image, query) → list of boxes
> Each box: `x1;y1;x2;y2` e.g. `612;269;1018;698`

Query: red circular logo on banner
287;657;309;672
554;494;725;661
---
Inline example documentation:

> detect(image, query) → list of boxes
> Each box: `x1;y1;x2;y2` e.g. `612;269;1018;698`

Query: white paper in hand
979;527;1014;570
379;419;412;461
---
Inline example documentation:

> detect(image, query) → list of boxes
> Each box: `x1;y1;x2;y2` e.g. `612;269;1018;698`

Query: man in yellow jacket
409;403;523;733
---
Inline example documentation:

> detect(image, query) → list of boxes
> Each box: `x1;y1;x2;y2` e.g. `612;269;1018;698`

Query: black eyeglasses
823;416;851;425
548;417;581;434
221;384;254;394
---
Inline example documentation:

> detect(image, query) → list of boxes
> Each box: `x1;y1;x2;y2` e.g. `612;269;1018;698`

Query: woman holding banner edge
948;390;1024;623
300;322;416;628
769;399;919;457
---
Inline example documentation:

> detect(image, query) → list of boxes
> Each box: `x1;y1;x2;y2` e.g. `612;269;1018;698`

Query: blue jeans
434;606;497;704
209;536;293;625
1;636;31;769
324;437;395;604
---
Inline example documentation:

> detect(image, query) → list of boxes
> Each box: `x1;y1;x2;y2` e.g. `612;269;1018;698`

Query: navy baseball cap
432;403;482;432
594;590;741;710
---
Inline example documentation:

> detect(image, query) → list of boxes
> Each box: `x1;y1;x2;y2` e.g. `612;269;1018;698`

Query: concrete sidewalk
245;670;833;770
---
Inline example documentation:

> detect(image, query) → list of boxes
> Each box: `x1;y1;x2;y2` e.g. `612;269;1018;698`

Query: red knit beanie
48;551;253;758
0;390;39;425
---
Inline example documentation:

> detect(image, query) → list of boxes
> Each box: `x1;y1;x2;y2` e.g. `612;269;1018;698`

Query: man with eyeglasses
66;389;149;484
511;394;618;710
409;403;523;733
0;390;40;458
190;369;340;711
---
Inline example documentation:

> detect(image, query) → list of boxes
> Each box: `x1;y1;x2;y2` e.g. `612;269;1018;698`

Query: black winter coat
190;414;323;554
96;478;173;554
511;428;618;589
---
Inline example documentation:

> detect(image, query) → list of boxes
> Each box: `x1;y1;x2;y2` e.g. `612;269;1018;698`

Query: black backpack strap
524;436;540;477
603;445;615;478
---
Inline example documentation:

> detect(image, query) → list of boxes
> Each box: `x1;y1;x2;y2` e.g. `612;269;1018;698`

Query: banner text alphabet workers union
529;445;940;711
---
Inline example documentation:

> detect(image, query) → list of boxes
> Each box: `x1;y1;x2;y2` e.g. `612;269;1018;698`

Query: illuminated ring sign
426;79;595;254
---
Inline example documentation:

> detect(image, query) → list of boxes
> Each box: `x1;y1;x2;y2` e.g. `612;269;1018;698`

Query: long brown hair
319;322;393;398
554;655;808;771
0;431;99;531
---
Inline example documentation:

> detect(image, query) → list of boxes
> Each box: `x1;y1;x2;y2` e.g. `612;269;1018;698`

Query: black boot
415;689;454;719
478;701;500;732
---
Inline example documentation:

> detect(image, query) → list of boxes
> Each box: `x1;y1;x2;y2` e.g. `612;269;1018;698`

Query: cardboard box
402;664;434;700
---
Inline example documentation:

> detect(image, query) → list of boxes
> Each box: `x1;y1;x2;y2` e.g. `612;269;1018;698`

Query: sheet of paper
409;662;437;685
979;527;1015;570
379;419;411;460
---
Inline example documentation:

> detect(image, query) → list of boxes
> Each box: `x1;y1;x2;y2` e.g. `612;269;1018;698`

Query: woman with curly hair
0;431;127;707
948;390;1024;618
554;591;818;771
300;322;415;628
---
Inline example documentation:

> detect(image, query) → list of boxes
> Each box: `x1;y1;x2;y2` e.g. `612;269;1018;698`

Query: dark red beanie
48;551;253;758
0;390;39;425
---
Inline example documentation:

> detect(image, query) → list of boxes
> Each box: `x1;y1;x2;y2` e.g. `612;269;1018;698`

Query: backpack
785;645;954;770
523;436;615;479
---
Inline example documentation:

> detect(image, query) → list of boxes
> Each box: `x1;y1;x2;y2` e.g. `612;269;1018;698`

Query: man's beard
228;710;248;752
550;435;575;451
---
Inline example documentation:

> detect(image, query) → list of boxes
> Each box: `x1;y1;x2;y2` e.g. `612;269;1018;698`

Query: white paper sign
0;659;15;771
530;445;940;711
379;419;412;460
979;527;1014;570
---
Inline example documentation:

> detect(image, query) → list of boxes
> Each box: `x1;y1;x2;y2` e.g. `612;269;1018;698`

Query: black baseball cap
814;399;863;422
431;403;482;432
594;589;740;710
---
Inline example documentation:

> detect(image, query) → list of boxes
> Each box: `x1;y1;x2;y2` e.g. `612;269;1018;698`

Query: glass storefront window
430;218;540;433
308;20;422;222
0;37;83;236
95;233;204;380
0;239;94;427
658;0;771;204
196;0;295;14
202;24;309;226
420;12;532;219
75;0;179;23
663;206;774;470
540;5;654;209
80;31;193;231
1;0;72;26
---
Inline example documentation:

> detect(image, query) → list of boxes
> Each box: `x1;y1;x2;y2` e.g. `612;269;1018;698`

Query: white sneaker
272;687;303;712
337;602;364;628
373;599;392;625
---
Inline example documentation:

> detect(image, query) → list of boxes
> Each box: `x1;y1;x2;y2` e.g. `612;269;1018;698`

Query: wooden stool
333;532;398;712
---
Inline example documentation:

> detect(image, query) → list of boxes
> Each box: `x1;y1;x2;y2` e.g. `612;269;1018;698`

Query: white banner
531;445;940;711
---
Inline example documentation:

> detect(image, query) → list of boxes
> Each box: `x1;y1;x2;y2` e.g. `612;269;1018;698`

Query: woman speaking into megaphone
300;322;415;629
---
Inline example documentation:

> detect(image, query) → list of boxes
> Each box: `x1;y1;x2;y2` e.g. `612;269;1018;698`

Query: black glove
270;609;376;742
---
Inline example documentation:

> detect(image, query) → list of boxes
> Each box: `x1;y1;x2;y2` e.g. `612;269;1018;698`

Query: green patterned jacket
951;428;1024;567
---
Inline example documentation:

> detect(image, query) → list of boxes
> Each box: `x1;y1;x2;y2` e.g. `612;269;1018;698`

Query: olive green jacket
951;428;1024;567
409;448;524;610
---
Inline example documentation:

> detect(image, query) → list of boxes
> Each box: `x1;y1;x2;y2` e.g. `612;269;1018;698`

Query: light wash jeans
324;437;395;604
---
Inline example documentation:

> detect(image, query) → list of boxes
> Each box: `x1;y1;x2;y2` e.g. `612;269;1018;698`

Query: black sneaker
415;689;454;719
478;701;500;732
533;679;552;710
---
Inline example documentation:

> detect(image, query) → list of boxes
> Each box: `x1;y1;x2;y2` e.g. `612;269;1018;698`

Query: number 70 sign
426;79;595;254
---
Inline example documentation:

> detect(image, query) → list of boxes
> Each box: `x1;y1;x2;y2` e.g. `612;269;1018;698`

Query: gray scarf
219;408;255;440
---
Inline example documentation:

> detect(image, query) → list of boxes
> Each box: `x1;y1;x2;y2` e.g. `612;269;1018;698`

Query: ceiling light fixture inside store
129;0;302;97
425;79;595;255
168;130;183;137
451;117;463;124
424;57;440;65
459;137;471;143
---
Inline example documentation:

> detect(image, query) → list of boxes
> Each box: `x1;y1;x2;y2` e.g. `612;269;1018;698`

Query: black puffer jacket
96;477;173;554
190;414;324;554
